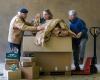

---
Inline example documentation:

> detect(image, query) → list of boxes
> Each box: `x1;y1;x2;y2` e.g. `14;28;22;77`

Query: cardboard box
23;52;35;57
6;69;21;80
23;36;72;52
20;57;36;62
5;59;19;64
5;59;19;70
20;57;38;67
21;66;40;79
6;51;20;60
27;52;72;74
23;36;72;74
20;61;36;67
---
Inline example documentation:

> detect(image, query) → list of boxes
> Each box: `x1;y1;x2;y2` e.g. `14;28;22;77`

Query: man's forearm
25;21;33;26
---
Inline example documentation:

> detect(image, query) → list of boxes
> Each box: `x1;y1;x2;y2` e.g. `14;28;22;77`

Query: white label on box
20;57;33;62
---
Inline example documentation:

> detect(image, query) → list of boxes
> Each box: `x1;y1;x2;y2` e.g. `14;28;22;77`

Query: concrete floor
0;75;100;80
0;63;100;80
38;74;97;80
39;75;100;80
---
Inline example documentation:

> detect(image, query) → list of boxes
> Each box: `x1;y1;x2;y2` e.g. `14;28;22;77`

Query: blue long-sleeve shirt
70;18;88;38
69;18;88;45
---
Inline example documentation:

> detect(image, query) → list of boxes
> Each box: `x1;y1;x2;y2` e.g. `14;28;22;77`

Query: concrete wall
0;0;100;63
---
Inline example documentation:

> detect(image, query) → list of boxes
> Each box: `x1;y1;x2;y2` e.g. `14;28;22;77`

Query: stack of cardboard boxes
5;59;21;80
5;69;21;80
5;51;40;79
5;50;21;80
20;57;40;79
5;59;19;70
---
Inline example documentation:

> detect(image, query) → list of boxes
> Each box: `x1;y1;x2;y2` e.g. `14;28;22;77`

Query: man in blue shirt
68;10;88;71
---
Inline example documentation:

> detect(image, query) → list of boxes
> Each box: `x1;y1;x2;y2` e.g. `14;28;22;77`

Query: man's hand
70;31;77;38
69;30;77;38
37;26;45;31
77;32;82;38
72;32;77;38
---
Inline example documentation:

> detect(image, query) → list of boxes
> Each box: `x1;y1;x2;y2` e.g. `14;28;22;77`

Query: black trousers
72;40;80;68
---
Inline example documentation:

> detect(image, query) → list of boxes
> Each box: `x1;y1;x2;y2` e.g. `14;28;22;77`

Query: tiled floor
0;63;100;80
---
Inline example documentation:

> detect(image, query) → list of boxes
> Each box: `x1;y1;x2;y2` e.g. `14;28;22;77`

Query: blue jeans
79;38;88;60
72;38;87;67
8;42;21;60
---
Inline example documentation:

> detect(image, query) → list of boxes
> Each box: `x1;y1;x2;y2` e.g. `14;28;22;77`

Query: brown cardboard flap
23;36;72;52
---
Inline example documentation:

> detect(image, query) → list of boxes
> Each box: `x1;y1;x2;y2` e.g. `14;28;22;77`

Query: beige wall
0;0;100;62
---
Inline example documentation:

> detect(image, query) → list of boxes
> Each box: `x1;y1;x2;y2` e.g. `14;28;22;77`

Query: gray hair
68;10;77;16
